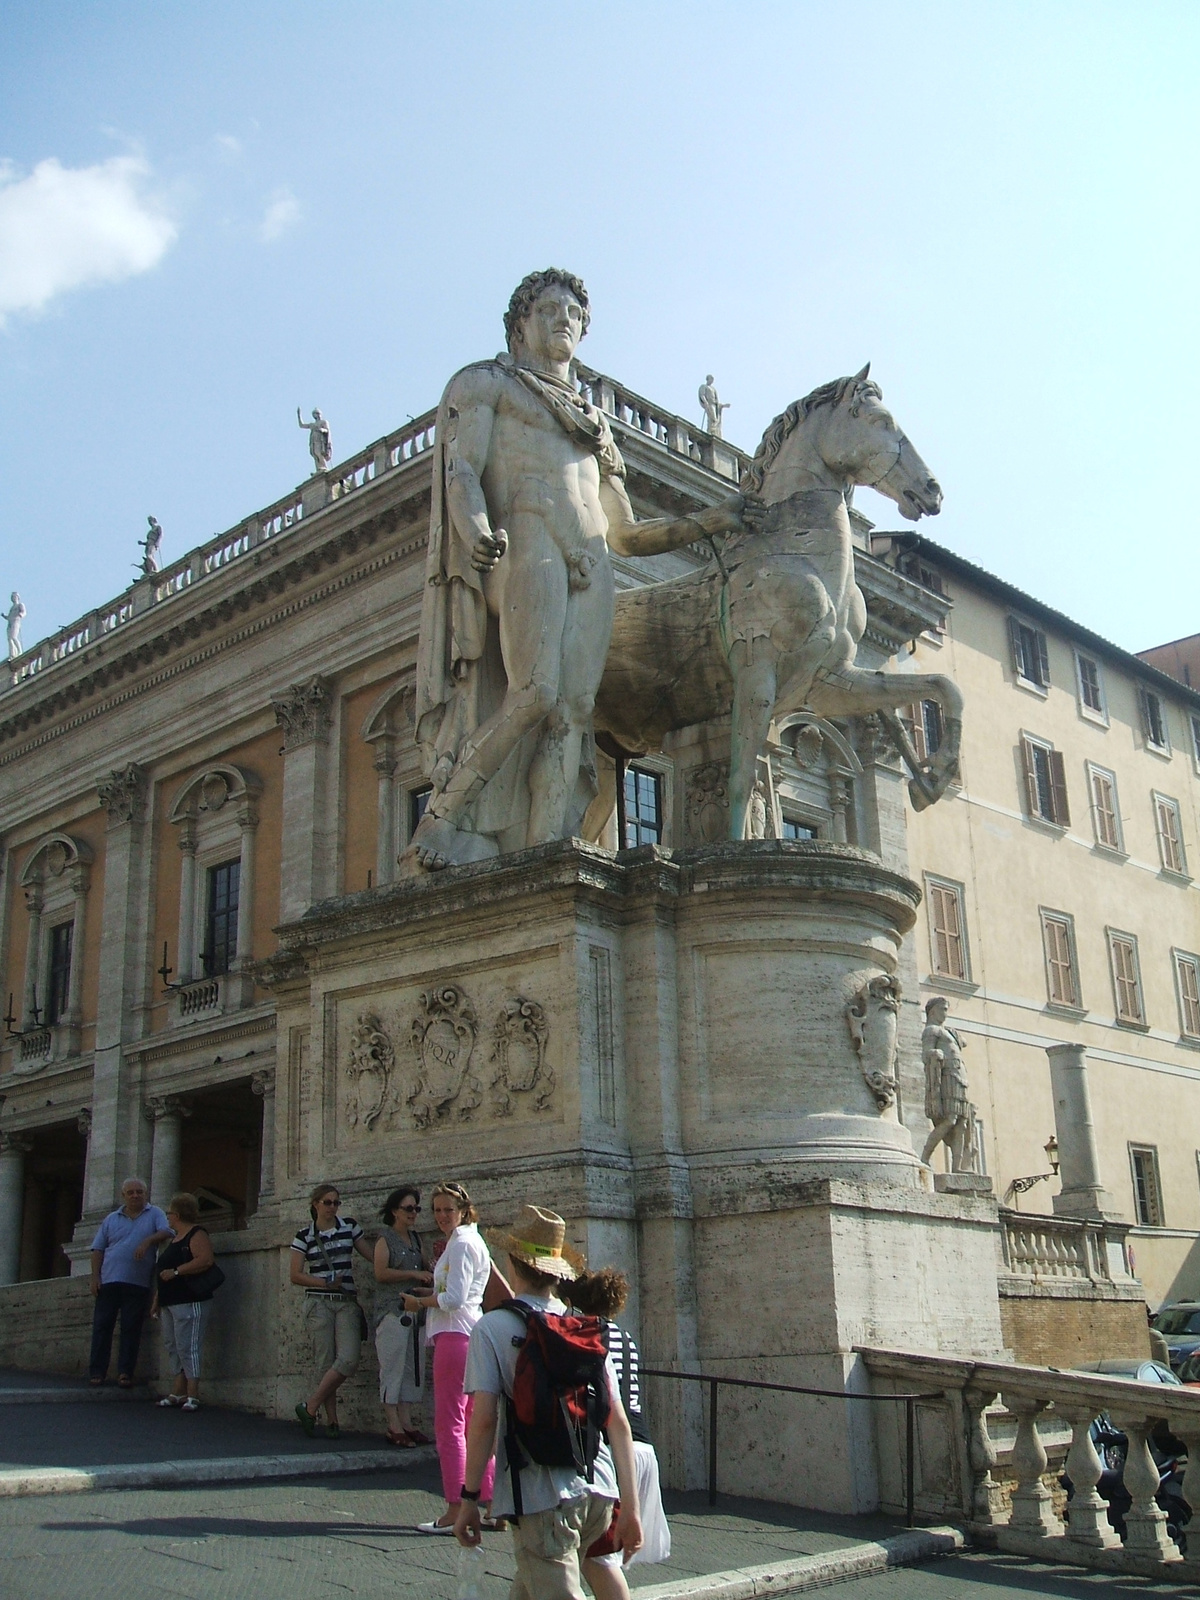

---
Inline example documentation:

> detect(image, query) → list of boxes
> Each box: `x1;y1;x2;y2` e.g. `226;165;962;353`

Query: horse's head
746;364;942;522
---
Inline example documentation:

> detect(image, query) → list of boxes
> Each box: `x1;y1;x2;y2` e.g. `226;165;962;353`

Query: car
1074;1359;1182;1384
1177;1352;1200;1386
1152;1303;1200;1369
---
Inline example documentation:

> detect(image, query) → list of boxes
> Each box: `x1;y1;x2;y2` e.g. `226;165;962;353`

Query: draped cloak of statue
413;355;626;854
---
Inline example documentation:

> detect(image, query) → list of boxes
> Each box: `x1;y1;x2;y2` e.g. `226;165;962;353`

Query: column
0;1133;32;1285
1048;1043;1117;1219
21;883;43;1027
251;1068;276;1202
146;1096;191;1208
373;740;397;887
62;865;90;1047
87;765;151;1218
235;805;258;965
177;818;198;982
273;676;333;923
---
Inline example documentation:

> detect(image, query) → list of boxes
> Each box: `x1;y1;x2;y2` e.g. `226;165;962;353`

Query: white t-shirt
463;1292;620;1520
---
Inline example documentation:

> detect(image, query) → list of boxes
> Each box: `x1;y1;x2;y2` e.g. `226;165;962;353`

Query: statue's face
927;999;948;1024
518;285;584;365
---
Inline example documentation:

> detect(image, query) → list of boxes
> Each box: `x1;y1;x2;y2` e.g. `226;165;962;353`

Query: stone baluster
251;1069;276;1202
1175;1427;1200;1540
1003;1394;1063;1536
177;817;198;982
963;1386;1006;1526
21;883;43;1026
145;1096;191;1209
0;1132;32;1284
1060;1407;1121;1548
1111;1410;1181;1562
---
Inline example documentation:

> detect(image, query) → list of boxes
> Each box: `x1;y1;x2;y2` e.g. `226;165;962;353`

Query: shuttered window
1008;618;1050;689
1075;653;1105;716
1108;931;1145;1025
1175;952;1200;1040
1154;794;1188;875
926;878;968;980
1041;912;1079;1008
1021;735;1070;826
1129;1145;1165;1228
1138;688;1170;751
1088;765;1122;851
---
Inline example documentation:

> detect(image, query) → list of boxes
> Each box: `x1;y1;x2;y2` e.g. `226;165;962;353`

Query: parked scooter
1062;1414;1191;1552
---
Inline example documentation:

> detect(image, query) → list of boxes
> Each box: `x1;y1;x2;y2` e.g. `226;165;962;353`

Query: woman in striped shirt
290;1183;374;1438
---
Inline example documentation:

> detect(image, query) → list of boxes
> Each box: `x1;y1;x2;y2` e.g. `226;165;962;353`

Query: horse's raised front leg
808;666;963;810
728;638;778;840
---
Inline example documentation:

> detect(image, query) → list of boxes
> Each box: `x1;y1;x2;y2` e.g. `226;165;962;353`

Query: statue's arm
603;476;746;558
443;374;507;572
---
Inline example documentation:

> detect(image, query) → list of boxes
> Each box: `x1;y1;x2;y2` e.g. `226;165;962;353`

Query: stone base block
935;1172;994;1195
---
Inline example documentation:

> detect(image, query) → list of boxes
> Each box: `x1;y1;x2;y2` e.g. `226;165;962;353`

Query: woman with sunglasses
290;1183;373;1437
373;1186;434;1446
401;1181;496;1532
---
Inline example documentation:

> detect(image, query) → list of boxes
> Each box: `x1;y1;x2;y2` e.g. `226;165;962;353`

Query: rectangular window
623;765;663;847
1008;617;1050;689
409;785;432;836
1138;687;1170;752
46;920;74;1025
781;815;818;841
926;877;968;981
1129;1144;1165;1227
1041;911;1080;1008
1108;929;1145;1026
1154;793;1188;875
1191;714;1200;770
203;859;240;977
1075;652;1106;719
1020;734;1070;825
1175;951;1200;1040
1087;764;1122;851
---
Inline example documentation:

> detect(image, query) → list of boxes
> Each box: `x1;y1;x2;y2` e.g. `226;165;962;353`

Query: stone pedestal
258;838;1006;1511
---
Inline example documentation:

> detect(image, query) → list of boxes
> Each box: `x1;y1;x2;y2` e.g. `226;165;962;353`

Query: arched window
17;833;94;1066
168;766;262;1016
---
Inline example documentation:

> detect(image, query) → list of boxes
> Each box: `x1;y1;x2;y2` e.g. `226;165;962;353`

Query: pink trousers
432;1331;495;1506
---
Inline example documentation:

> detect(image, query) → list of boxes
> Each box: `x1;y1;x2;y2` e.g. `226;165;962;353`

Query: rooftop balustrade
5;367;743;697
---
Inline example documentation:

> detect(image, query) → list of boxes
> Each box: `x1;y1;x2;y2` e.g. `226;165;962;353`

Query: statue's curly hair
504;268;590;353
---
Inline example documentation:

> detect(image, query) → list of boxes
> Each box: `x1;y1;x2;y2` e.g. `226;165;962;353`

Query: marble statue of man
409;268;748;871
297;408;332;475
139;516;163;576
5;592;26;660
920;996;975;1171
698;374;730;438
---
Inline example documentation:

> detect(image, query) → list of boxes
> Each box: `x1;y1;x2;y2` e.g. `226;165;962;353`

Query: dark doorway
178;1078;262;1231
18;1120;86;1281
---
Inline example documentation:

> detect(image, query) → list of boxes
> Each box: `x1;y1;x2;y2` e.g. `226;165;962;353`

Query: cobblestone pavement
823;1551;1199;1598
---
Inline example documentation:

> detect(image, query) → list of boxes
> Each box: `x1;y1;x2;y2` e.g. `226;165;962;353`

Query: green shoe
326;1422;341;1440
295;1401;316;1437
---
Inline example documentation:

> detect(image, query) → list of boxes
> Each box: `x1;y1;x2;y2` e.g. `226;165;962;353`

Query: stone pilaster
251;1068;276;1201
273;677;334;921
0;1132;32;1285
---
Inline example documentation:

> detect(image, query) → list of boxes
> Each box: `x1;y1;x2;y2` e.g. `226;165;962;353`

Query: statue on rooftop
698;375;730;437
5;592;26;660
406;268;751;872
920;996;977;1172
297;407;332;475
138;516;163;576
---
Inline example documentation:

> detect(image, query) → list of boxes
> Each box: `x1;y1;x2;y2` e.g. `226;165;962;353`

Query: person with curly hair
373;1185;433;1446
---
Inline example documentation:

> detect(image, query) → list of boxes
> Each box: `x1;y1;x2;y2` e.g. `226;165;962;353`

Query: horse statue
594;365;962;839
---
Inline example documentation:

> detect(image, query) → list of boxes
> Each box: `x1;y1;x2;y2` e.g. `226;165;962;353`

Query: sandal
117;1376;134;1389
157;1394;183;1408
405;1427;433;1445
387;1429;417;1448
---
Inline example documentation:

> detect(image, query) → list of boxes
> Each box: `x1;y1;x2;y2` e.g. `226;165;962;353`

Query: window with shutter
1021;734;1067;824
1041;912;1079;1007
1108;931;1145;1025
1174;952;1200;1039
1191;715;1200;769
1088;766;1122;850
926;878;968;980
1154;794;1187;875
1075;653;1105;717
1009;618;1050;689
1129;1145;1165;1227
1139;688;1169;751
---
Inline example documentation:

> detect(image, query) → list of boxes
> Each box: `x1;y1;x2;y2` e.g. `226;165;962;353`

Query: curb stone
0;1387;153;1405
631;1527;965;1600
0;1445;435;1498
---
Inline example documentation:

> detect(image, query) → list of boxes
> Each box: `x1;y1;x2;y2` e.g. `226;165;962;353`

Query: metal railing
641;1366;941;1525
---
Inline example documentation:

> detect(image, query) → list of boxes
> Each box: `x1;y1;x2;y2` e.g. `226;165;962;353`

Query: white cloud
259;187;300;243
214;134;243;160
0;155;176;321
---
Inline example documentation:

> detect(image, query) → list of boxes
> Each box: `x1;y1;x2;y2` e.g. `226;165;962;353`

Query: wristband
460;1486;481;1502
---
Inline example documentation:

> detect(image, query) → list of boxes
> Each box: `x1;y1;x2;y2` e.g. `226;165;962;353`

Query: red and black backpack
500;1299;610;1516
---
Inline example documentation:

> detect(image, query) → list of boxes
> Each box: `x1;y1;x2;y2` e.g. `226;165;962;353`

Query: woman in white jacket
403;1181;496;1532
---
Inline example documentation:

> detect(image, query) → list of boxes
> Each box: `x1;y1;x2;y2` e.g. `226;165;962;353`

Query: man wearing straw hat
456;1204;642;1598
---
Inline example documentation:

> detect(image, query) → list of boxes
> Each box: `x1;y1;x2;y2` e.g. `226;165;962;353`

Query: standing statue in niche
138;516;164;576
747;778;769;840
698;374;730;437
920;996;976;1171
297;407;332;475
5;592;26;660
407;268;750;872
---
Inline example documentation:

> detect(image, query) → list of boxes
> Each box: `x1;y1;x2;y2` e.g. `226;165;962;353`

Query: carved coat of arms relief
407;985;483;1129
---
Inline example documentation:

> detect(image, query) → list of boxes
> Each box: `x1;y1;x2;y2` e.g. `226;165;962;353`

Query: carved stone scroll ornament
490;998;553;1116
407;985;482;1128
272;676;332;750
98;764;147;825
344;1014;393;1131
685;761;729;844
845;974;901;1110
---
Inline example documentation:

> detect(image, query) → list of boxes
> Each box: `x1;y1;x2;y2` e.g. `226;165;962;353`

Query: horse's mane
741;373;869;494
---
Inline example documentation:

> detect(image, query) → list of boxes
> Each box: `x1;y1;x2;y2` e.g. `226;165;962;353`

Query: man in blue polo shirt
89;1177;171;1386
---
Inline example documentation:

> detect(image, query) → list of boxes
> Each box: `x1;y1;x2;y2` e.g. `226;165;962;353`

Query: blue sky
1;2;1196;657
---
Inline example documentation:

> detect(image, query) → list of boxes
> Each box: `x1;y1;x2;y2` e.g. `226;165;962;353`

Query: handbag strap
310;1224;357;1298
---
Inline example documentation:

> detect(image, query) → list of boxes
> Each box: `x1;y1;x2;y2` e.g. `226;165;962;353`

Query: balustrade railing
178;977;221;1017
18;1027;52;1064
861;1345;1200;1579
574;361;747;483
1000;1209;1132;1284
